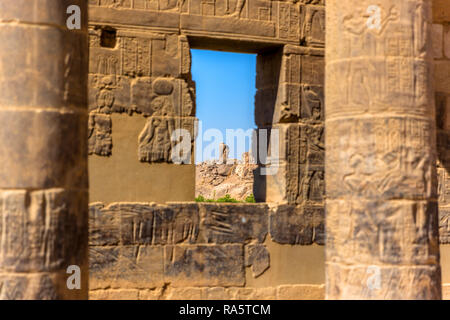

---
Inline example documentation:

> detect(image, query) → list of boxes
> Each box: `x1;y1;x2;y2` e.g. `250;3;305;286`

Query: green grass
195;194;256;203
244;194;256;203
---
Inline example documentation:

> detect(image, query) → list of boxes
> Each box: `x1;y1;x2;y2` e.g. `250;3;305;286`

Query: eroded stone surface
164;244;245;287
269;204;323;245
0;190;88;273
88;113;112;156
325;0;442;299
84;0;450;301
199;203;268;243
245;244;270;277
0;1;89;300
138;117;196;163
90;245;164;289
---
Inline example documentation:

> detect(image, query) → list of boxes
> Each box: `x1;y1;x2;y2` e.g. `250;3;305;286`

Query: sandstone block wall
87;0;450;299
433;0;450;297
89;202;325;299
87;0;327;300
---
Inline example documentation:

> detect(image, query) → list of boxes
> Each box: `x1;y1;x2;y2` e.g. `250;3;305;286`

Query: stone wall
87;0;327;299
433;0;450;297
87;0;450;299
89;202;325;299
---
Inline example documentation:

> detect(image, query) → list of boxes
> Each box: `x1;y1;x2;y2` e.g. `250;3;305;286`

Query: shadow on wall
253;48;283;202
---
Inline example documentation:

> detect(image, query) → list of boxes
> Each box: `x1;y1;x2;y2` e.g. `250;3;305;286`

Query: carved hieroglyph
89;0;325;45
89;202;271;289
88;28;195;160
325;0;441;299
0;1;89;299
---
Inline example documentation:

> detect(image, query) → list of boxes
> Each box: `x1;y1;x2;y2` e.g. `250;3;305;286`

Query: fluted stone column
325;0;442;299
0;1;88;299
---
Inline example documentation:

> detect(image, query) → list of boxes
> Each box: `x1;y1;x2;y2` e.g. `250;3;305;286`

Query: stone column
325;0;442;299
0;1;88;299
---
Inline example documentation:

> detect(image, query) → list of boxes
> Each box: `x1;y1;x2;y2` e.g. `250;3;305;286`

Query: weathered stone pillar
0;1;88;299
325;0;442;299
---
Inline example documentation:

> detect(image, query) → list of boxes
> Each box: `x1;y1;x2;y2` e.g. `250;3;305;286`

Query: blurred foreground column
325;0;442;299
0;1;88;299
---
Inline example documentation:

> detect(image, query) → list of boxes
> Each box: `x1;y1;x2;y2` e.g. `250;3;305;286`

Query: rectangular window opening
192;49;258;203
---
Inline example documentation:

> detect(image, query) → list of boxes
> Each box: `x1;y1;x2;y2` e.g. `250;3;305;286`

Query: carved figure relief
298;169;324;203
301;85;323;121
138;117;196;163
438;168;450;206
225;0;245;18
327;117;434;200
342;5;399;36
302;125;324;165
302;5;325;46
88;113;113;156
95;76;116;114
440;208;450;244
139;117;174;162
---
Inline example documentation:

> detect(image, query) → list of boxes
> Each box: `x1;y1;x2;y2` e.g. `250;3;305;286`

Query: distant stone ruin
196;151;258;201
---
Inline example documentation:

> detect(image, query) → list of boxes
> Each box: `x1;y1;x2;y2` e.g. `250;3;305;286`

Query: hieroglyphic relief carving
88;27;196;159
438;168;450;206
437;94;450;246
89;31;191;92
261;46;324;127
95;76;116;114
89;0;320;43
440;207;450;244
327;2;433;120
301;4;325;47
278;1;300;40
245;244;270;277
138;117;196;163
164;244;245;287
88;202;279;289
269;204;323;245
325;0;441;299
0;0;89;299
139;118;175;162
301;85;323;121
91;0;185;11
0;190;87;273
326;117;435;200
90;202;200;245
131;77;195;117
122;36;151;77
199;203;268;243
327;199;440;266
118;203;199;245
438;167;450;244
259;44;325;219
90;245;165;289
267;123;324;207
88;113;113;156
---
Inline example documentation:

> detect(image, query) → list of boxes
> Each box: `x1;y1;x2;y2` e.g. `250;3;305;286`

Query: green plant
195;195;215;202
195;195;206;202
195;194;254;203
245;194;256;203
216;194;239;203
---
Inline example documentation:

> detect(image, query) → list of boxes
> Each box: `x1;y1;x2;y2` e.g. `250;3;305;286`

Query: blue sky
191;49;257;162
